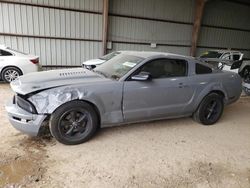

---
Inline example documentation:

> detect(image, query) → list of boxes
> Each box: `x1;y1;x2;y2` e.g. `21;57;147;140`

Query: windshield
99;51;120;61
94;53;144;80
200;51;223;58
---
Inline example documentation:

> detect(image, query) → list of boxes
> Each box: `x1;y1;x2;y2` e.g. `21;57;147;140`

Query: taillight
30;58;39;64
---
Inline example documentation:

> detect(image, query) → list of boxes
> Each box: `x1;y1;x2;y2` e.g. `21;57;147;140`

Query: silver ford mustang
5;51;242;145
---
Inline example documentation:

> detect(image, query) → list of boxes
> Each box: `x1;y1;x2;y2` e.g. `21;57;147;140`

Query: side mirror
131;72;152;81
82;64;96;70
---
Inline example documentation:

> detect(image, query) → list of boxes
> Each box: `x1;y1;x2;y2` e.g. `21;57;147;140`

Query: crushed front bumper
5;100;47;136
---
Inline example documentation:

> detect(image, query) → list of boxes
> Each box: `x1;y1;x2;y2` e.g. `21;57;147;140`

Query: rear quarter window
196;63;212;74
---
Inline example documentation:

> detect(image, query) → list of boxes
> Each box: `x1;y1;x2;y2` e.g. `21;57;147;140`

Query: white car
0;45;40;82
82;51;120;70
200;50;250;95
200;50;244;73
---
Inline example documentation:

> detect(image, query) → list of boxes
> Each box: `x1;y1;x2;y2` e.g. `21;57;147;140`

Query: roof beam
102;0;109;55
190;0;206;56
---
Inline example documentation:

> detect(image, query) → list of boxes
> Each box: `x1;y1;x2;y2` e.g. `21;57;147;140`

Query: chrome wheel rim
4;69;19;82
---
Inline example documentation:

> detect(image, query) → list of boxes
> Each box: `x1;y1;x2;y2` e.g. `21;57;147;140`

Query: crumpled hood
11;68;107;95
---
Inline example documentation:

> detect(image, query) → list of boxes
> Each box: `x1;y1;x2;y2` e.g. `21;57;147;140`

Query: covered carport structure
0;0;250;68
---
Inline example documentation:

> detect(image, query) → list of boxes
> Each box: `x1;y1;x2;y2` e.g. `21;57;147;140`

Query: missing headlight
16;95;37;114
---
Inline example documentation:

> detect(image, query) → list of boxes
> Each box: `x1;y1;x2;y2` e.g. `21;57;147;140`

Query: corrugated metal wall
108;0;195;55
108;0;250;58
0;0;103;67
197;0;250;58
0;0;250;66
109;0;194;22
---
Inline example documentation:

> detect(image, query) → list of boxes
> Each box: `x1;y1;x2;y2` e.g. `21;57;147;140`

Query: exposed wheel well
209;90;225;99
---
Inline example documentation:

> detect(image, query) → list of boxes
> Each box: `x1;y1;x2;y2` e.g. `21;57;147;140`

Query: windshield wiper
93;70;108;78
110;75;120;80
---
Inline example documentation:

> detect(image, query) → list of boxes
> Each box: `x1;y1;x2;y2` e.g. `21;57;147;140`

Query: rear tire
1;67;22;83
193;93;224;125
49;101;99;145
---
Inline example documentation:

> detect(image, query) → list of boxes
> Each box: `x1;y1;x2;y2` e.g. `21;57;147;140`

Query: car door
122;58;195;122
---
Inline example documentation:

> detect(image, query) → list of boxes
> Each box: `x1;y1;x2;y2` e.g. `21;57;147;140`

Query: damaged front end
28;87;89;114
6;86;91;136
5;94;48;136
5;68;107;136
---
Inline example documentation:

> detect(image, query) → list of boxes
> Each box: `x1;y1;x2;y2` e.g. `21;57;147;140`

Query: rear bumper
5;100;47;136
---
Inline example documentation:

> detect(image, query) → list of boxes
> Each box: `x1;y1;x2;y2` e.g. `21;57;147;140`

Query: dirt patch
183;162;249;188
0;136;53;187
0;160;36;186
1;83;250;187
122;162;250;188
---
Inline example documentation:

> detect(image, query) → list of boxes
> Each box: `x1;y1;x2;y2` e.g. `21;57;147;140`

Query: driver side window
140;59;187;79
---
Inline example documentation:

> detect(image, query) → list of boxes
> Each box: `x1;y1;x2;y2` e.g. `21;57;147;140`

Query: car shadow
0;81;9;84
94;117;194;140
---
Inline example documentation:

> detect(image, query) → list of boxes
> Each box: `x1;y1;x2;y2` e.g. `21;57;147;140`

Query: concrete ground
0;83;250;188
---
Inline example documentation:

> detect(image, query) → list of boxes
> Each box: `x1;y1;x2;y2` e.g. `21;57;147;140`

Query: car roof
117;50;193;60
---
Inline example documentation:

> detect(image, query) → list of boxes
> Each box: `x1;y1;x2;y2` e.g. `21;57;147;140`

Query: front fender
28;83;124;125
28;86;105;115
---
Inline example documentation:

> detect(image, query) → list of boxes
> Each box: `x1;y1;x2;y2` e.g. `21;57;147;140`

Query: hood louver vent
59;71;85;77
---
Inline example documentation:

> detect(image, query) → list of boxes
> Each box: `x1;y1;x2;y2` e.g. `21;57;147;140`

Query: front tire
49;101;99;145
1;67;22;83
193;93;224;125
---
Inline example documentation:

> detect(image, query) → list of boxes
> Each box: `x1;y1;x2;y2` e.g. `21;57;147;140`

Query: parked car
199;50;243;73
6;51;242;145
82;51;120;69
199;50;250;95
0;45;40;82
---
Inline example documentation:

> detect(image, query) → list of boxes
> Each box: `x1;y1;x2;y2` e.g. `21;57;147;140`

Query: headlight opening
16;95;38;114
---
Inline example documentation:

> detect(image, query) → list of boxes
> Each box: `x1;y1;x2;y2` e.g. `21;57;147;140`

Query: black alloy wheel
58;109;90;139
193;93;224;125
49;101;98;145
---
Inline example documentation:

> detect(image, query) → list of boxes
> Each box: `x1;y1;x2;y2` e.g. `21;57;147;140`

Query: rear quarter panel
184;71;241;114
0;56;38;75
